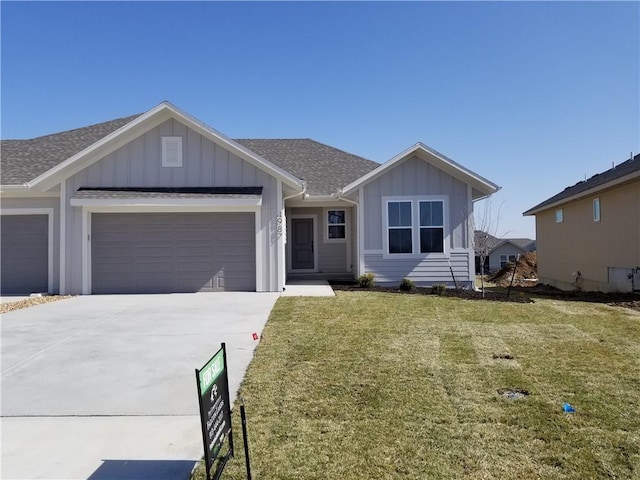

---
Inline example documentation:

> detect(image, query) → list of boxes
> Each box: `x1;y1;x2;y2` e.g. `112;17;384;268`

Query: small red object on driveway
252;332;259;340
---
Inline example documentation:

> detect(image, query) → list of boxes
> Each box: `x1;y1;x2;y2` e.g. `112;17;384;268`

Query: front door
291;218;314;270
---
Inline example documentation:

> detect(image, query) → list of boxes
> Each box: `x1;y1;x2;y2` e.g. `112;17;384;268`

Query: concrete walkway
281;280;336;297
1;292;279;480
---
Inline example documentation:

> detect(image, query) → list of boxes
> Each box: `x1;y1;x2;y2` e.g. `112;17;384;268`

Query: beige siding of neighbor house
536;180;640;292
63;118;281;294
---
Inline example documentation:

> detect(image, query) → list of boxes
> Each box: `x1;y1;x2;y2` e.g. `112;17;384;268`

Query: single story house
524;153;639;292
1;102;499;295
474;230;535;273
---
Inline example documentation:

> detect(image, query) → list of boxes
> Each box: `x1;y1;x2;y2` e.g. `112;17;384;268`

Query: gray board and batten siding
63;118;282;294
362;155;473;286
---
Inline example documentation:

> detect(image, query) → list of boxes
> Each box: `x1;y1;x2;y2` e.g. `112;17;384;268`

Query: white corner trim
358;188;365;276
255;209;264;292
81;207;91;295
276;179;285;291
60;181;67;294
1;208;54;294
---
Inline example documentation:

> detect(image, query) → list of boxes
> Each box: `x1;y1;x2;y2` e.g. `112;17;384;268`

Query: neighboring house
0;102;499;295
473;230;535;273
524;153;640;292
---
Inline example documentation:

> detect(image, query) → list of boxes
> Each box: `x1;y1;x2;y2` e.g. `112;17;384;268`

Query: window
555;208;563;223
419;201;444;253
387;201;413;253
327;209;346;240
593;198;600;222
384;197;447;256
500;254;518;268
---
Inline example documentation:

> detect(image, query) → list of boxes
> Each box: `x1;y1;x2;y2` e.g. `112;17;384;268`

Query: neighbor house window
385;197;448;256
555;208;563;223
387;201;413;254
500;254;518;268
327;209;346;240
419;201;444;253
593;198;600;222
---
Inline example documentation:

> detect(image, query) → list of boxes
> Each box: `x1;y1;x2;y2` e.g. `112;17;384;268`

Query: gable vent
162;136;183;167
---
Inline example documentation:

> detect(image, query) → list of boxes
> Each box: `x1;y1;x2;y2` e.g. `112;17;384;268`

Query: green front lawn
193;292;639;479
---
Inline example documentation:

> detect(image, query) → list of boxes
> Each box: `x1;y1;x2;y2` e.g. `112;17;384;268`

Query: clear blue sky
2;1;639;239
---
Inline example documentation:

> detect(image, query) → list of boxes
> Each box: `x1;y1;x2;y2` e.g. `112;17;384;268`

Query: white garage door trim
1;208;54;293
79;205;263;294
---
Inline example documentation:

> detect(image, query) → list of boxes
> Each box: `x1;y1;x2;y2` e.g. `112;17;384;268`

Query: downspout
337;189;360;276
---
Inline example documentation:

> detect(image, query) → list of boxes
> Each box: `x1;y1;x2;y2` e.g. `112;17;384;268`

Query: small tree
470;199;506;298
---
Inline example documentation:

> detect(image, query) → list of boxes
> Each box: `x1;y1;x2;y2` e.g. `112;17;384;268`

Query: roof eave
523;169;640;216
26;101;304;192
342;142;499;197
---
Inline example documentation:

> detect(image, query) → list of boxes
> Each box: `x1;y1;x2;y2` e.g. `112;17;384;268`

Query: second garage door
92;212;255;294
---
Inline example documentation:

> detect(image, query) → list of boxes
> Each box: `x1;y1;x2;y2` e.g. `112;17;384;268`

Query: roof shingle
524;154;640;214
1;114;142;185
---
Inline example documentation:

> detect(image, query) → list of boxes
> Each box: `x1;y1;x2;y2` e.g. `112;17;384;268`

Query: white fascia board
162;102;304;191
26;101;304;192
0;185;59;197
27;104;173;190
342;142;500;197
523;170;640;216
69;197;262;208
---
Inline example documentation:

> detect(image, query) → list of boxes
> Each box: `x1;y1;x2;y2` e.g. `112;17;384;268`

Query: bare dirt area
489;251;538;287
0;295;74;314
511;284;640;312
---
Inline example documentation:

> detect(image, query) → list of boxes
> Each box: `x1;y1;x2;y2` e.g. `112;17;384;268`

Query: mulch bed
330;282;534;303
330;281;640;311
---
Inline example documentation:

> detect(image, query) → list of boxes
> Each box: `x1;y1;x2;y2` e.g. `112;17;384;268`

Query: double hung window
385;197;447;256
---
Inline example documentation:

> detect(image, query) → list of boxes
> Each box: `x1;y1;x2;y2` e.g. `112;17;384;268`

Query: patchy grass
192;292;640;480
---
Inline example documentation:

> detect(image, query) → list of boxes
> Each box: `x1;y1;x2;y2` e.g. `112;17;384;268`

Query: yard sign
196;343;233;480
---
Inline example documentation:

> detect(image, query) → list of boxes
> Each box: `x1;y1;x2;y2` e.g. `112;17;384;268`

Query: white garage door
91;212;255;293
1;215;49;294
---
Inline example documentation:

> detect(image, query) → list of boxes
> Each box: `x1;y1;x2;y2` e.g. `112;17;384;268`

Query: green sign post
196;343;233;480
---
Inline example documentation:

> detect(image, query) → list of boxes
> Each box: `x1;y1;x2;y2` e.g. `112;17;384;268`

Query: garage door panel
1;215;48;294
92;212;255;293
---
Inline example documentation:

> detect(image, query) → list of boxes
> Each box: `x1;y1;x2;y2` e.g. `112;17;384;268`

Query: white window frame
382;195;449;259
593;198;600;222
324;208;347;243
162;136;183;167
555;208;564;223
499;254;518;269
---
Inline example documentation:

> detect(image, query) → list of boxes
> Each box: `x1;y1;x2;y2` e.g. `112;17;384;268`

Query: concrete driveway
1;292;279;480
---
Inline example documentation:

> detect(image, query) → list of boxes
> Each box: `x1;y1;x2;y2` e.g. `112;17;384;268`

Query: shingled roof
1;115;379;195
524;153;640;215
235;139;379;195
1;114;142;185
